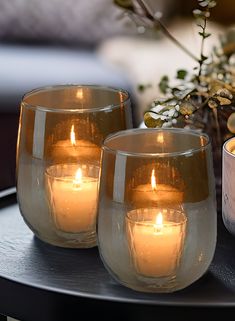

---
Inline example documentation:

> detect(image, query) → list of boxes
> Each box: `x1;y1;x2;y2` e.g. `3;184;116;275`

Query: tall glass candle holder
16;85;132;248
97;128;217;292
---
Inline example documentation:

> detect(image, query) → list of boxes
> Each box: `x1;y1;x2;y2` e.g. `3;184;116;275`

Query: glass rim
21;84;130;113
102;128;211;158
223;136;235;157
126;207;187;226
45;163;99;180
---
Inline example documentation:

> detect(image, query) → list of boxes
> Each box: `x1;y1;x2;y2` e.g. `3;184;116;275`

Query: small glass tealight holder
16;85;132;248
126;208;186;280
97;128;217;292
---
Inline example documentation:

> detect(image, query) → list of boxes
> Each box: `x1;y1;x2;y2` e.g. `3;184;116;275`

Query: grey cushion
0;0;133;46
0;44;131;112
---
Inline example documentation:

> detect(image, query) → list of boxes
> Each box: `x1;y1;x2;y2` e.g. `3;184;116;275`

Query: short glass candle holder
222;137;235;235
16;85;132;248
97;128;217;293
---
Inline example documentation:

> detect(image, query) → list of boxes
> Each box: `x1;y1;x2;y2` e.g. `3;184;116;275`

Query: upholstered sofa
0;0;137;191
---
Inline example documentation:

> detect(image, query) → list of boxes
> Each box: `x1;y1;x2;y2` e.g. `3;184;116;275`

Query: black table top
1;191;235;321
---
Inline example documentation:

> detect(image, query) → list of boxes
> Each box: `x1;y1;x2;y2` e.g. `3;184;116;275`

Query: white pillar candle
126;208;186;277
45;164;98;233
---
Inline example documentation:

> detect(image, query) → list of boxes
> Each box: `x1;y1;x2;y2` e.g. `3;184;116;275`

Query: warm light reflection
70;125;76;146
154;212;163;233
156;212;163;226
231;148;235;155
76;89;84;99
73;168;82;189
200;136;204;147
151;169;157;191
157;133;164;144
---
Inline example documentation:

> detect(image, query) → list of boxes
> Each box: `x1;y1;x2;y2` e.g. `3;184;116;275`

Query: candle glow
126;208;186;278
132;169;183;207
45;164;98;233
51;125;100;161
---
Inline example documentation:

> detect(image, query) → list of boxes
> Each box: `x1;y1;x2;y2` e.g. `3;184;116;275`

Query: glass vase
97;128;217;293
16;85;133;248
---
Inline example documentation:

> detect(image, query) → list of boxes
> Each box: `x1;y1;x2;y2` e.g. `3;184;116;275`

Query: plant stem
198;15;208;80
212;107;222;149
154;20;198;62
136;0;198;62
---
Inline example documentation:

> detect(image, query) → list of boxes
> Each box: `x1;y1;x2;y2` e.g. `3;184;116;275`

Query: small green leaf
193;9;202;17
172;87;180;94
193;9;210;18
114;0;134;9
138;84;145;92
199;31;211;38
144;112;164;128
208;1;217;8
199;0;210;7
201;54;208;61
176;69;188;80
217;96;231;105
159;76;169;94
208;98;218;109
137;84;152;92
179;101;195;115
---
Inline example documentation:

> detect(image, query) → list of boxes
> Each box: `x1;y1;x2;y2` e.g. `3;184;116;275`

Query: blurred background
0;0;234;191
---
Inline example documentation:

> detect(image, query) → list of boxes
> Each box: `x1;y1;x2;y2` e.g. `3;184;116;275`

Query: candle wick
73;180;82;190
154;225;162;234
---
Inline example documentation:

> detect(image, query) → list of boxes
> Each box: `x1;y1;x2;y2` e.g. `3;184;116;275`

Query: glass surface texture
222;137;235;236
16;85;133;248
97;128;217;292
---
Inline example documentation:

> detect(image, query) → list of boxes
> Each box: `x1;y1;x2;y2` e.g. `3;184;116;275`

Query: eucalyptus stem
198;14;208;80
154;20;198;62
136;0;198;62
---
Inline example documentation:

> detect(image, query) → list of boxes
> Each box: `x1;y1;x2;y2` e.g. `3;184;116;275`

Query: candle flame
156;212;163;226
73;168;82;189
154;212;163;233
151;169;157;191
70;125;76;146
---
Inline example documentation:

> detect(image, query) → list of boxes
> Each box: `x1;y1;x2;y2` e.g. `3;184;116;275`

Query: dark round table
1;190;235;321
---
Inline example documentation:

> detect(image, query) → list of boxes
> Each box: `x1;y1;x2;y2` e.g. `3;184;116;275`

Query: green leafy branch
114;0;235;135
115;0;198;61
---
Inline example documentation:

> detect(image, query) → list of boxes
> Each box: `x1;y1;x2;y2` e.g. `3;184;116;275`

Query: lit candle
132;169;183;207
45;164;98;233
126;208;186;277
51;125;100;161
